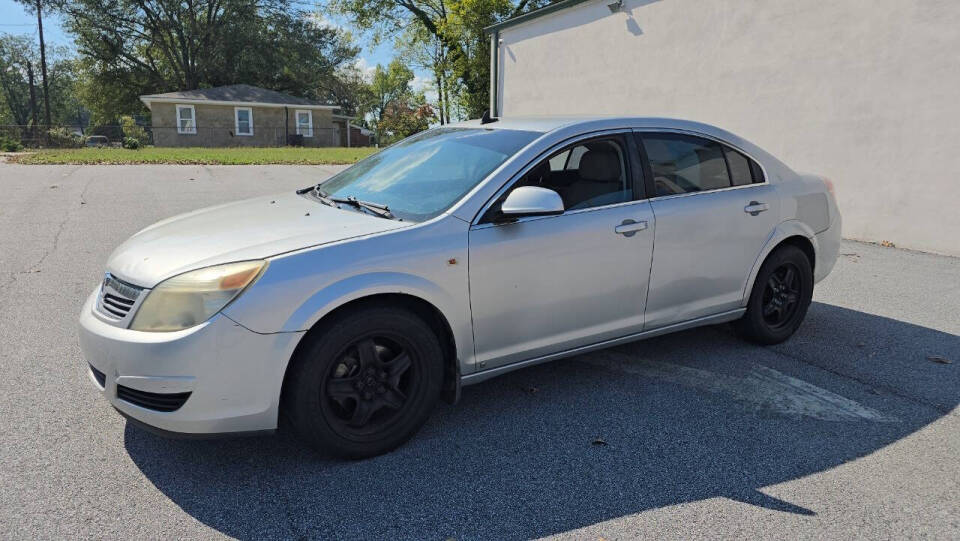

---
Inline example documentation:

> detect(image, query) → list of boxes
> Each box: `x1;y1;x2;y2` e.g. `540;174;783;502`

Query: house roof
140;84;339;110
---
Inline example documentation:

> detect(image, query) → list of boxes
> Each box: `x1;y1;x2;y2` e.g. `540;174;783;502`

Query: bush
46;127;85;148
120;115;149;147
0;136;23;152
122;137;141;150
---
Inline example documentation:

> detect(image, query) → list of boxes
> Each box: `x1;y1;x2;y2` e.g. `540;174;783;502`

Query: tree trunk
435;70;445;125
27;61;39;145
442;73;451;123
35;0;51;140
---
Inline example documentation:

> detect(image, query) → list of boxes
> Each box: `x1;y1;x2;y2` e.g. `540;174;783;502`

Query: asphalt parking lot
0;164;957;540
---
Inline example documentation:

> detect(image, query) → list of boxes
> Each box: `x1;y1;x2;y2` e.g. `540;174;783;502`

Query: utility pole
35;0;51;141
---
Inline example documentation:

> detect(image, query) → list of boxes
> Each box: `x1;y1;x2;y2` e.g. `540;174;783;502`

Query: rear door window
642;134;731;196
724;147;754;186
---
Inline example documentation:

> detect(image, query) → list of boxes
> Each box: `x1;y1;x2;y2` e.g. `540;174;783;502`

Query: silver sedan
79;116;842;457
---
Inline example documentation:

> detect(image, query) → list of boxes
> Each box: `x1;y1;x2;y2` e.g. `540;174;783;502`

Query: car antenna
480;110;499;125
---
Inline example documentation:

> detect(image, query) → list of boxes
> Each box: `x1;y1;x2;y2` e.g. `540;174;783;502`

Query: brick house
140;84;356;147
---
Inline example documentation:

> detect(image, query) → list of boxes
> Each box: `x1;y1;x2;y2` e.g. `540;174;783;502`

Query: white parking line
580;351;898;422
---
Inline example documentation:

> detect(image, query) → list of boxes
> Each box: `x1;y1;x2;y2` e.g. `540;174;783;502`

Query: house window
296;110;313;137
234;107;253;136
176;105;196;134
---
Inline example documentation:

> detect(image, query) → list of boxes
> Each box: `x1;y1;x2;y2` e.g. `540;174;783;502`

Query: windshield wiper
300;186;397;220
298;185;339;208
331;196;396;220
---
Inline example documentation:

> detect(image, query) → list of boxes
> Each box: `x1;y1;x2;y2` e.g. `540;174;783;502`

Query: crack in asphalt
25;167;91;274
0;166;86;294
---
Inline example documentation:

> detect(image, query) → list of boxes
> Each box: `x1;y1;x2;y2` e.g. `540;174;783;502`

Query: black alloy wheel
736;244;813;345
322;336;413;434
761;262;803;330
284;305;443;458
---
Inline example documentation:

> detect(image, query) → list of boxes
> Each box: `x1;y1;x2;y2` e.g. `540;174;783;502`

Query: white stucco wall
497;0;960;256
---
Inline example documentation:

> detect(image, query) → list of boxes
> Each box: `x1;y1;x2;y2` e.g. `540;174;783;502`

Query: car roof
449;116;598;132
448;115;794;178
449;116;741;138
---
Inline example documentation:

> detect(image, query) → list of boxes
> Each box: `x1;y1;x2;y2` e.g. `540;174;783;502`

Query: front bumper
78;288;304;435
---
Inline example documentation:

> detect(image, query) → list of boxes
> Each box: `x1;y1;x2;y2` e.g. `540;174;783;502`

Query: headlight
130;260;267;332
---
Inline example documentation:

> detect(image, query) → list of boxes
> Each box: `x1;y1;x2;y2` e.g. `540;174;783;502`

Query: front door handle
744;201;769;216
615;219;648;237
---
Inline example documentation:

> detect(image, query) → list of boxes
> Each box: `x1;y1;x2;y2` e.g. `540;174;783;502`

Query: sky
0;0;430;95
0;0;72;46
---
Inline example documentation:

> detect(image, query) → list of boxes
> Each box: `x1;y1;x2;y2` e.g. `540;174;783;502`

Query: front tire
284;306;444;458
736;245;813;345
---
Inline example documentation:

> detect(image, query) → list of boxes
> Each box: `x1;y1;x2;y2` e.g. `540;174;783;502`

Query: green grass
11;146;378;165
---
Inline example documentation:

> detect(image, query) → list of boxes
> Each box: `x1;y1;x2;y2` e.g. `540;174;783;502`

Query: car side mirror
496;186;565;222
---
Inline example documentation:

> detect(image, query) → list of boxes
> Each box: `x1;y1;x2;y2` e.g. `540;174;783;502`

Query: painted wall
497;0;960;256
151;103;337;147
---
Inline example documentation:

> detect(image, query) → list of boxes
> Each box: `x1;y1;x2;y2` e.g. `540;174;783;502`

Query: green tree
61;0;359;120
44;47;85;126
364;59;433;142
396;25;456;123
12;0;56;131
318;64;375;117
327;0;552;118
0;35;81;128
379;101;434;141
0;34;36;126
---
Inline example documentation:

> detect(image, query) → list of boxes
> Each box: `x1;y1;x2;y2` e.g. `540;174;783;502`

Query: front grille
100;293;135;318
89;364;106;387
117;385;191;412
96;273;144;323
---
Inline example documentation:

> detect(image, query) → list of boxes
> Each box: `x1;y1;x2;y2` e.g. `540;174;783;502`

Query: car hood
106;191;409;287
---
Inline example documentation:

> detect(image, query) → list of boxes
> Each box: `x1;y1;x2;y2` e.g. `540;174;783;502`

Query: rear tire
735;245;813;345
284;306;443;458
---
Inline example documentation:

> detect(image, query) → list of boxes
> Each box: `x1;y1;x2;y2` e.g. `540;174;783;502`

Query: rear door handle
615;219;648;237
744;201;769;216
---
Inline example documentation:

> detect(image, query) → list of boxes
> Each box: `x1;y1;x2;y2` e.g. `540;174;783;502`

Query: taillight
822;177;836;198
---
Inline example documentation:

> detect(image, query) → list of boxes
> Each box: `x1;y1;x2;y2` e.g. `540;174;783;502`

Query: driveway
0;165;957;540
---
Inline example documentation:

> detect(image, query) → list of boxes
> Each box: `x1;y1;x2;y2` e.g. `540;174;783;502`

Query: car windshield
316;127;541;222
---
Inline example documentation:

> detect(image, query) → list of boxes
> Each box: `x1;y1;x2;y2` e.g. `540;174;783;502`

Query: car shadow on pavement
123;302;959;540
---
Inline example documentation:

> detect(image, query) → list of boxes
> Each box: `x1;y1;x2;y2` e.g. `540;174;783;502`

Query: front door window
510;137;633;211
